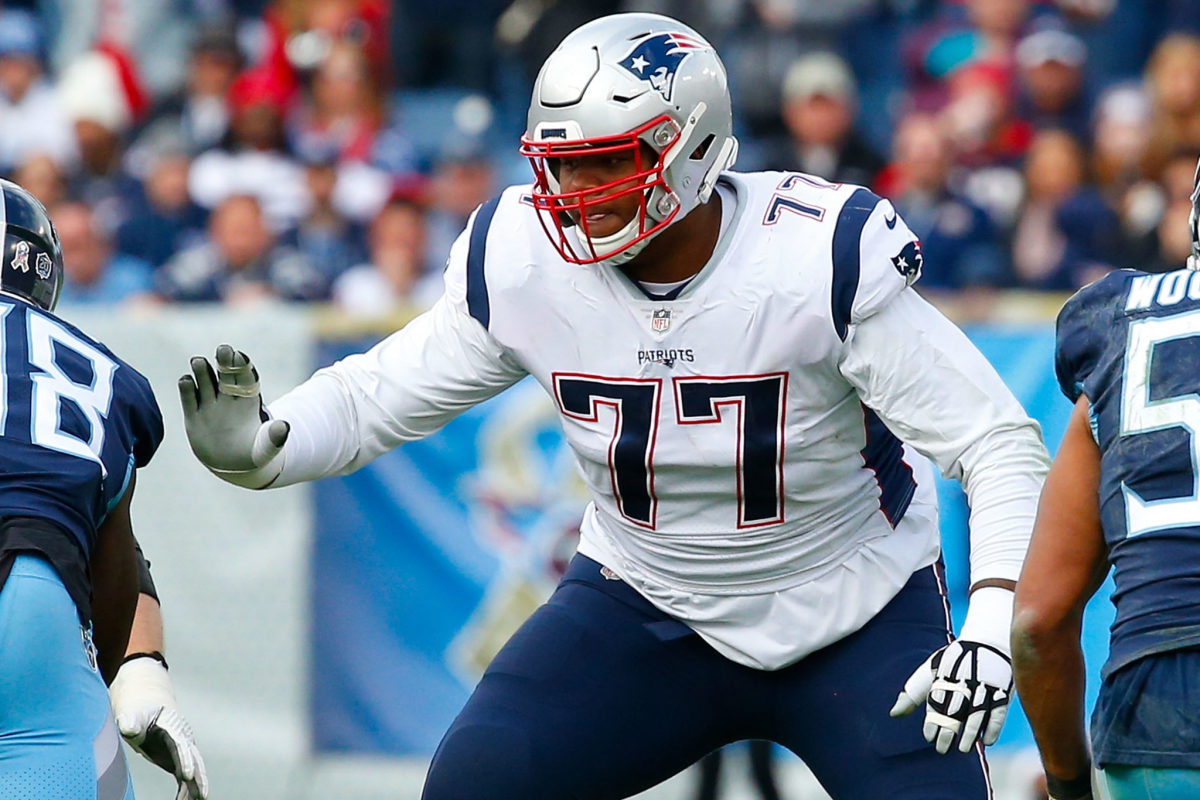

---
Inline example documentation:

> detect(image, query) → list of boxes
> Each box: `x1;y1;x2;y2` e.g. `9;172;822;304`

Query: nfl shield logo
651;308;671;332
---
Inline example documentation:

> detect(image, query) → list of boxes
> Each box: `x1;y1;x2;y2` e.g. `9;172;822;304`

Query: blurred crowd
3;0;1199;318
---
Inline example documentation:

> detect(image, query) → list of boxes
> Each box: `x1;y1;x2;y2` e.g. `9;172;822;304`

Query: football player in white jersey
179;13;1049;799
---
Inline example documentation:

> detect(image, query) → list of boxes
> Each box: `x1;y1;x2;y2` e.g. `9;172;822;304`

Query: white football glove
110;655;209;800
889;586;1015;754
179;344;289;489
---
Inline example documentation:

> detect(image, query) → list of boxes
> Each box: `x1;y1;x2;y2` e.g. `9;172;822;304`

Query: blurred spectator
965;0;1036;53
287;37;395;220
366;107;422;177
1143;148;1200;272
261;0;390;93
1092;83;1155;192
1143;33;1200;177
1010;128;1119;290
116;148;208;269
496;0;622;90
332;196;442;315
905;0;1040;109
57;46;148;234
12;152;67;209
762;52;884;187
1159;147;1200;201
883;112;1008;293
132;21;243;158
943;61;1032;167
188;67;307;230
1014;24;1091;139
280;147;369;292
425;144;497;270
719;0;876;140
48;0;194;97
289;39;381;163
1149;189;1197;273
0;10;72;173
1089;85;1163;267
157;193;323;304
53;202;154;307
942;60;1032;229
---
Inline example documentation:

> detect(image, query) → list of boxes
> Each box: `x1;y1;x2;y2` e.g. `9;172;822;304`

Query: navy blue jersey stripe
830;188;880;341
861;405;916;527
466;195;502;329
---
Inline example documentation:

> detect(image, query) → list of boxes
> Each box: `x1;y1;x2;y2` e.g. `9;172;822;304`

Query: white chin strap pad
582;214;649;266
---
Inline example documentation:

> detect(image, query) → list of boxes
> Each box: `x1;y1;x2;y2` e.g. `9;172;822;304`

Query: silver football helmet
1189;156;1200;270
520;13;738;265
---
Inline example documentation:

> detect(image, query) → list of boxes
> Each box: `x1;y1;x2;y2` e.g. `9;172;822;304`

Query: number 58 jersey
0;297;163;600
1057;268;1200;678
270;171;1047;668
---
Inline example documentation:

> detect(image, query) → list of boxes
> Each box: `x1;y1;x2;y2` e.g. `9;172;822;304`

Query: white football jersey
270;171;1049;669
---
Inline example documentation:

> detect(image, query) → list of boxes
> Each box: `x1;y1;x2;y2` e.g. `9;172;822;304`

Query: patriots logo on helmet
619;32;707;102
891;240;923;285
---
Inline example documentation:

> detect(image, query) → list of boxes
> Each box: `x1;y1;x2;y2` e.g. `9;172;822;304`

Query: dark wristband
122;650;169;670
133;539;159;602
1045;770;1092;800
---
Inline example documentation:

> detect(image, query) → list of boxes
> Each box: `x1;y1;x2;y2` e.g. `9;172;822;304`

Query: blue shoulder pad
1055;271;1129;402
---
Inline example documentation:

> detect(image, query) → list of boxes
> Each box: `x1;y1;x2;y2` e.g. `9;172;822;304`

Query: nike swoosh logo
884;211;898;229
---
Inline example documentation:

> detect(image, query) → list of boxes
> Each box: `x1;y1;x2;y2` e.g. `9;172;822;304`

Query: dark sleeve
133;536;159;602
1055;272;1126;402
127;370;165;468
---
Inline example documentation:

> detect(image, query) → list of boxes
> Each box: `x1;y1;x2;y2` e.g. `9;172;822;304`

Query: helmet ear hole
690;134;715;160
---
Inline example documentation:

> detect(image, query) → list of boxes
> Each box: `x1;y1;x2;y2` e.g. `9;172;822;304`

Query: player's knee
421;723;540;800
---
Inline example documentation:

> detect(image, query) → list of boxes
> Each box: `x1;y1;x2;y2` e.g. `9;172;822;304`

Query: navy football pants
1093;647;1200;795
421;555;991;799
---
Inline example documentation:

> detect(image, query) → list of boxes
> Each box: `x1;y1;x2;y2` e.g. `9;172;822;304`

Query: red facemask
520;114;681;264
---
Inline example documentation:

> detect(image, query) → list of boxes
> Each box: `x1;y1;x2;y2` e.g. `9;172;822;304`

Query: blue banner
311;325;1114;755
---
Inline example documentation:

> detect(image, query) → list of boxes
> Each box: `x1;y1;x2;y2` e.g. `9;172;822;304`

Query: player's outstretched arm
840;290;1051;754
109;593;210;800
179;344;290;489
1011;397;1107;800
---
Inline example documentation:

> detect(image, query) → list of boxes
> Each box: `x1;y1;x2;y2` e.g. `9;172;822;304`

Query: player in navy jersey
1012;158;1200;800
0;178;207;800
180;13;1049;799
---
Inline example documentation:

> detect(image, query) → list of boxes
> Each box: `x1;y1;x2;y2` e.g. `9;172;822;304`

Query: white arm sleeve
839;289;1051;585
266;296;527;486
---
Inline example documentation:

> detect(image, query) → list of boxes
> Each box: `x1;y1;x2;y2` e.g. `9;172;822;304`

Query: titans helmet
520;13;738;265
1190;156;1200;271
0;179;62;311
